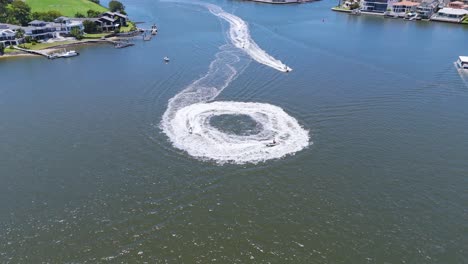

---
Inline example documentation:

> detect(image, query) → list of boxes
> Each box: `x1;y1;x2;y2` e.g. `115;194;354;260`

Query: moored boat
456;56;468;70
151;24;158;35
51;49;79;59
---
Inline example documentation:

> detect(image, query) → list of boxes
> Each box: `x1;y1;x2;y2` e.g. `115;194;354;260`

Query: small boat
164;56;170;62
151;24;158;35
266;139;278;147
456;56;468;70
350;9;361;16
56;50;79;58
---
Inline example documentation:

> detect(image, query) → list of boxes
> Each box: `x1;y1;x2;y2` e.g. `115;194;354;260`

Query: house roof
0;23;21;30
0;29;15;35
101;11;128;19
438;7;468;14
393;1;420;6
99;16;115;22
113;13;128;19
449;1;464;4
29;20;46;24
459;56;468;63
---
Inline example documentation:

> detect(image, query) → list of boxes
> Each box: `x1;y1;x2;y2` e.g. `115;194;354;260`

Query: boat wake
161;2;308;164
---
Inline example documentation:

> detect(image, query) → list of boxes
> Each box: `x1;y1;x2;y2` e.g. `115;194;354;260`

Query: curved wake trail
206;4;292;73
161;2;308;164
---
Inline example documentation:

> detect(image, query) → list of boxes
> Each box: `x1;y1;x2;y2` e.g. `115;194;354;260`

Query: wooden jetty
13;46;52;58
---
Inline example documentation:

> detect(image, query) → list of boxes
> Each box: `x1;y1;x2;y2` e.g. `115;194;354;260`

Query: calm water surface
1;0;467;262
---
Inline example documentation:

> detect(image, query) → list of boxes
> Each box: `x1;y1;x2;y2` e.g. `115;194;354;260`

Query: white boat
164;56;170;62
151;24;158;35
456;56;468;70
350;9;361;16
57;50;79;58
265;139;279;147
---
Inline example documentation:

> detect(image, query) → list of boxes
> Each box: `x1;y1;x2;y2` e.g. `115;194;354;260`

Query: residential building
416;0;439;18
448;1;465;8
431;7;468;22
23;21;57;40
0;24;22;46
361;0;391;13
392;1;420;13
54;17;85;34
101;12;128;27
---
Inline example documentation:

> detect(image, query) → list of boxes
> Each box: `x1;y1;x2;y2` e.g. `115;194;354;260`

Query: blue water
0;0;467;262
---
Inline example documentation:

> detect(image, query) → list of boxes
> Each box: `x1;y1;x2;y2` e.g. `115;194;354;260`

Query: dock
13;46;52;58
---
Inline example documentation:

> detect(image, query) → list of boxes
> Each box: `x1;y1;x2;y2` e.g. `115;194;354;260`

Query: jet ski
266;140;278;147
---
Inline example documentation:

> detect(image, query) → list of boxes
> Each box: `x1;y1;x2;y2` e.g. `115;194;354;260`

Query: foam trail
161;2;308;164
205;4;292;72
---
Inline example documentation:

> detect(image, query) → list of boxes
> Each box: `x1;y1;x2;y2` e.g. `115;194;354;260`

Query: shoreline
0;35;138;60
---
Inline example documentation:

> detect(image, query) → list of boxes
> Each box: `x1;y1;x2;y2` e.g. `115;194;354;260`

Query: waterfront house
24;20;57;40
101;12;128;27
361;0;391;13
448;1;465;8
392;1;420;14
431;7;468;22
0;24;20;46
97;16;117;31
416;0;439;18
53;17;84;34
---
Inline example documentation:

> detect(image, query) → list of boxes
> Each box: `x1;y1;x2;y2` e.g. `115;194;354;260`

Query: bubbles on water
166;101;309;164
206;4;292;73
160;2;308;164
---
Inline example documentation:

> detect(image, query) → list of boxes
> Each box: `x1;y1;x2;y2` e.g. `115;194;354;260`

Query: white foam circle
166;101;309;164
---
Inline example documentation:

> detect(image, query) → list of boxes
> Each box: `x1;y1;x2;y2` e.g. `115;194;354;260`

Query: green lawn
3;47;17;53
19;41;78;50
331;6;350;11
83;33;108;39
25;0;107;17
120;21;136;33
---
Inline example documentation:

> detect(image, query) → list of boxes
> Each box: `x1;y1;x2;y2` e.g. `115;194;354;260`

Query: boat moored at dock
49;49;79;59
457;56;468;70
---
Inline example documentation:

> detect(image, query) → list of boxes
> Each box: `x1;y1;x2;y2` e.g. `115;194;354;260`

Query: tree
9;0;31;26
109;0;125;12
89;0;100;4
350;2;360;10
87;9;101;18
70;27;83;40
32;10;62;21
14;28;24;39
75;12;85;18
0;44;5;55
0;0;10;22
83;20;99;33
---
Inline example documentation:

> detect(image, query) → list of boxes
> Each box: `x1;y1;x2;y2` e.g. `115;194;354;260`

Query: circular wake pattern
167;101;309;164
160;2;309;164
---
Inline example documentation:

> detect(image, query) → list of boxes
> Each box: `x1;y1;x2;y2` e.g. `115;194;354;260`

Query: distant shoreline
0;38;123;60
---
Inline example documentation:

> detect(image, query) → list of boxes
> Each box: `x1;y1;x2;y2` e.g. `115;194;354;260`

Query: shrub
70;27;83;40
83;19;99;33
87;9;101;18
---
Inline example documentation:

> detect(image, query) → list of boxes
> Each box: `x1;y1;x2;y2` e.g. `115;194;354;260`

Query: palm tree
14;28;25;47
15;28;24;39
